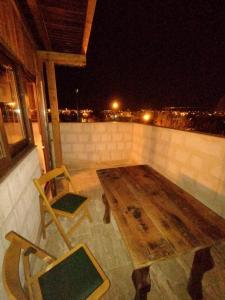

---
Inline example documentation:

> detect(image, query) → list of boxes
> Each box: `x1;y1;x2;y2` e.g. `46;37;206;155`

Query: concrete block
125;142;132;149
108;123;118;132
112;133;123;142
89;153;100;161
1;211;18;240
60;123;72;132
71;123;83;132
7;169;23;205
197;174;220;192
81;123;94;132
94;123;106;132
64;133;78;143
107;143;117;151
201;142;224;158
101;133;111;142
122;133;131;142
189;155;203;170
117;142;125;150
78;134;89;143
62;144;72;153
111;152;123;160
0;181;12;225
173;148;190;165
99;152;111;161
86;143;95;152
72;144;85;152
119;123;131;132
96;143;106;151
92;134;101;142
78;153;88;160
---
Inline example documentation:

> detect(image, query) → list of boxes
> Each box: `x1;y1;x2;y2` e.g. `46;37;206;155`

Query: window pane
0;65;26;145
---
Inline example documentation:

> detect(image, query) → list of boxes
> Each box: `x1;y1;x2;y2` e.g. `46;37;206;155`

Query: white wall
60;122;134;168
0;148;41;298
132;123;225;218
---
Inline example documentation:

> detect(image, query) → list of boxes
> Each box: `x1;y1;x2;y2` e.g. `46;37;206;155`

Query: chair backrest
2;231;55;300
33;165;77;205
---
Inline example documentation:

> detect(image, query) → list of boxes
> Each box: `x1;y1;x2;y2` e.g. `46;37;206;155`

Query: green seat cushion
52;193;87;213
39;247;104;300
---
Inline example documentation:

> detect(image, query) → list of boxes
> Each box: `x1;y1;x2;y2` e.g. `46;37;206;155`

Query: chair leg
85;206;93;223
50;213;73;250
39;199;46;239
67;213;87;236
67;206;92;237
23;252;34;299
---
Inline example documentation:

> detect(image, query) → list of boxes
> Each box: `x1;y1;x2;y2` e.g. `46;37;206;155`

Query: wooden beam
26;0;51;50
82;0;97;54
45;61;62;167
37;51;86;67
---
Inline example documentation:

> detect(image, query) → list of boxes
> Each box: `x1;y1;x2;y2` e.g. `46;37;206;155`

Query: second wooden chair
3;231;110;299
33;165;92;249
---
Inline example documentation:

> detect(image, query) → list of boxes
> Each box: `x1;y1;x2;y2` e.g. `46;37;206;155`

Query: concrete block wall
0;148;41;298
60;122;133;168
132;123;225;218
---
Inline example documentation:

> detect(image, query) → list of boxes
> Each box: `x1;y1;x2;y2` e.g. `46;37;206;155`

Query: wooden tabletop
97;165;225;269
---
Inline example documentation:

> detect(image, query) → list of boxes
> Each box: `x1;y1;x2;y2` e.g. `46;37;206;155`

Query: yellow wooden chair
3;231;110;300
33;165;92;249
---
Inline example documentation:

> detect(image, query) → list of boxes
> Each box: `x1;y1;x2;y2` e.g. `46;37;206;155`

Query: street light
112;101;119;110
75;88;79;121
143;113;151;122
111;100;120;120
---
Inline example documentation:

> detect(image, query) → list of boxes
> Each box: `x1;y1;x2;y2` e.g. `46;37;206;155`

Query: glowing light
143;113;151;122
8;102;16;108
112;101;119;110
15;108;21;114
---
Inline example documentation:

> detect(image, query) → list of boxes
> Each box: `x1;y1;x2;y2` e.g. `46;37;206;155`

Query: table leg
132;266;151;300
187;247;214;300
102;193;111;223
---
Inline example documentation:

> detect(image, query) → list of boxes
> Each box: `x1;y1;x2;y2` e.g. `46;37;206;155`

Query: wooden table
97;165;225;300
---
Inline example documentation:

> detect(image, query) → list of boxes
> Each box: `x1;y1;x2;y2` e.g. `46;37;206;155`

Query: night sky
56;0;225;110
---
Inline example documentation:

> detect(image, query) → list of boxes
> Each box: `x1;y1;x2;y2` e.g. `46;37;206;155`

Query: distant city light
143;113;151;122
112;101;119;110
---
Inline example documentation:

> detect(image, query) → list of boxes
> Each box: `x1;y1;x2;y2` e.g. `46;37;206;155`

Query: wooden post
45;60;62;167
35;56;52;171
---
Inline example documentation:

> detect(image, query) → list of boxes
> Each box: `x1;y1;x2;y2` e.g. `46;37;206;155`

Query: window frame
0;110;11;171
0;51;34;176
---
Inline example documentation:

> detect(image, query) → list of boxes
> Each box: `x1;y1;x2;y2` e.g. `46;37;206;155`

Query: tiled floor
37;162;225;300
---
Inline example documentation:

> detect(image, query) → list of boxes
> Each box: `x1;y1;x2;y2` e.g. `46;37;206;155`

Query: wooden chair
33;165;92;249
3;231;110;300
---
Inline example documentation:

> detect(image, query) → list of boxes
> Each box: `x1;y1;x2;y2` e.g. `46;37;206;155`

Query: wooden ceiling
17;0;96;54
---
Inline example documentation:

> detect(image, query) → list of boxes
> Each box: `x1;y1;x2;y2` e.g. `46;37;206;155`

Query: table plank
99;179;175;267
97;165;225;269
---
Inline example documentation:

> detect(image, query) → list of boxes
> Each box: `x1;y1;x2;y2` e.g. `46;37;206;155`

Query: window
0;53;33;175
0;66;26;142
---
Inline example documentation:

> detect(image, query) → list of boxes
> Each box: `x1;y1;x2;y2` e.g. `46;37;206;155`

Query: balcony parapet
58;122;225;219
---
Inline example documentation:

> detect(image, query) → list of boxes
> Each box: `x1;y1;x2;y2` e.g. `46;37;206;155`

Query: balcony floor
38;162;225;300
